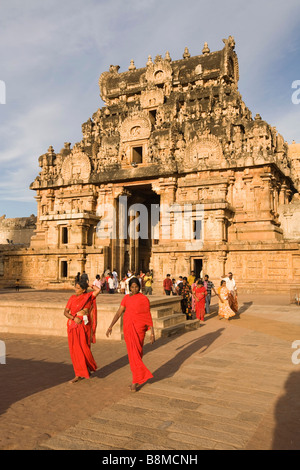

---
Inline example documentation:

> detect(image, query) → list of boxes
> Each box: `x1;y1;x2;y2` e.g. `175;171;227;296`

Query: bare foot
69;376;83;384
129;383;138;392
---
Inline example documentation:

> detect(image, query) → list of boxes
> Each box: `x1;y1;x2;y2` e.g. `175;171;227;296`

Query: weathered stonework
1;37;300;293
0;215;36;245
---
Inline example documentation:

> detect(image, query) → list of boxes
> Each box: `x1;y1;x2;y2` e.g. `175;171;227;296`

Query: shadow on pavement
0;357;73;417
146;328;225;386
272;370;300;450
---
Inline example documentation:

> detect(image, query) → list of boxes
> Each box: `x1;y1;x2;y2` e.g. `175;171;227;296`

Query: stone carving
140;87;164;109
184;133;223;169
119;110;152;143
96;141;120;172
61;150;91;183
145;54;173;87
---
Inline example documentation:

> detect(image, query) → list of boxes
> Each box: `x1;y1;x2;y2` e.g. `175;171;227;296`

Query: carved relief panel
119;110;152;165
180;133;224;171
145;55;173;87
140;88;164;109
120;111;151;142
61;150;91;183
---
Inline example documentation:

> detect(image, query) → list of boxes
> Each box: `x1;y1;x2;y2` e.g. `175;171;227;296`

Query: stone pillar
215;213;226;242
242;172;253;212
279;183;288;205
118;193;127;277
260;173;273;212
218;251;228;278
97;184;114;271
228;172;235;206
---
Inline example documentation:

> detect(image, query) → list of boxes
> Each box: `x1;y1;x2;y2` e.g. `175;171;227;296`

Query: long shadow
0;357;74;417
96;330;190;379
97;323;215;379
143;328;225;387
206;301;253;322
272;370;300;450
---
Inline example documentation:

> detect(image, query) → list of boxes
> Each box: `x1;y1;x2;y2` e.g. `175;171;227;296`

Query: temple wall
149;243;300;295
278;200;300;240
0;215;36;245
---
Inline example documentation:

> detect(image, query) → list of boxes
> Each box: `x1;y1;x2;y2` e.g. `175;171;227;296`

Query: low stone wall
0;300;123;340
0;295;182;341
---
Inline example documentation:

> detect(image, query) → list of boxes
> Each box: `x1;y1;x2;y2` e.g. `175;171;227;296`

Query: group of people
76;269;119;295
163;271;239;322
66;269;239;389
65;274;154;391
76;269;154;296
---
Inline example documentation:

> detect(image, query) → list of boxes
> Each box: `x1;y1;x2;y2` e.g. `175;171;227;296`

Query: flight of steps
149;297;200;338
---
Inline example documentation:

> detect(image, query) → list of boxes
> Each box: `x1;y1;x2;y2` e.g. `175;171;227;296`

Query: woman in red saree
106;277;155;392
192;279;207;321
64;279;101;383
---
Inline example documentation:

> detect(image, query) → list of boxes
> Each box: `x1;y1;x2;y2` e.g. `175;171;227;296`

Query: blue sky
0;0;300;218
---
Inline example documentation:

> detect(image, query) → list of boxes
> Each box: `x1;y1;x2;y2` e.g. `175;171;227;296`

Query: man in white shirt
108;274;116;294
222;272;238;313
93;274;102;291
223;272;236;295
125;271;134;294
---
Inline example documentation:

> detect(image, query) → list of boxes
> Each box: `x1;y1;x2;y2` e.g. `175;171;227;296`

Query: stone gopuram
1;36;300;293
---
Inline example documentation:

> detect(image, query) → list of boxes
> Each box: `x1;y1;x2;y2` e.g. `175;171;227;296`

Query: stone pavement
1;290;300;450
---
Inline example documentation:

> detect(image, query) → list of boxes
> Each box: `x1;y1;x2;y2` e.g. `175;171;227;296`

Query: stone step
150;305;180;319
153;313;187;329
154;318;200;338
185;318;201;331
149;297;181;309
154;322;186;338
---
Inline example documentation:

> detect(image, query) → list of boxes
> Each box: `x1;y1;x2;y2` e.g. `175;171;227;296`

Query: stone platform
0;290;199;340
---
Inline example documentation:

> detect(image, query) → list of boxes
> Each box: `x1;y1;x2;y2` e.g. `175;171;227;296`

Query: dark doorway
118;184;160;276
61;226;68;244
194;259;203;279
132;146;143;164
61;261;68;278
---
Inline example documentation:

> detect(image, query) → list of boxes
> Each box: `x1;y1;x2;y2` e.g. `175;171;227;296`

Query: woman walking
181;277;192;320
106;277;155;392
64;279;101;383
218;280;236;321
192;279;207;321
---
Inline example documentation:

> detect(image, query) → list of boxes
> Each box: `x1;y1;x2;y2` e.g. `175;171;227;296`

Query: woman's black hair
76;279;88;292
128;277;141;292
220;279;226;286
197;279;204;285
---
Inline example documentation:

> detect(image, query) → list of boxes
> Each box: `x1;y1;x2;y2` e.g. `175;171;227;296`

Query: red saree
193;286;207;321
121;293;153;385
66;292;97;379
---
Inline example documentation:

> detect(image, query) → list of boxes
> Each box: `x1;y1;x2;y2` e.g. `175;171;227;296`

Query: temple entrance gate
115;184;160;277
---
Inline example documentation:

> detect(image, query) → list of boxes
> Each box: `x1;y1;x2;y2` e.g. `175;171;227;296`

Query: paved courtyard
0;289;300;450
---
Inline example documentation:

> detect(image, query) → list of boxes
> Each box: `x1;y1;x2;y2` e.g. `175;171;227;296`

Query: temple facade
1;36;300;293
